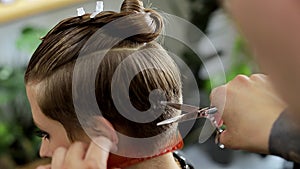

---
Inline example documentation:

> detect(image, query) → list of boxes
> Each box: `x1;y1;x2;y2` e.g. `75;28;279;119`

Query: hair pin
90;1;104;19
77;7;86;17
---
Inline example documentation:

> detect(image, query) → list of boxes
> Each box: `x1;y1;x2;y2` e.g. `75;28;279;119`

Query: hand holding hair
36;136;115;169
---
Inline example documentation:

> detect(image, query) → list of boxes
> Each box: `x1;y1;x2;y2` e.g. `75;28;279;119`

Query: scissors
157;102;225;148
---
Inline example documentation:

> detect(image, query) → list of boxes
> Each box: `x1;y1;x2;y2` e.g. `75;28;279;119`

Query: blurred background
0;0;290;168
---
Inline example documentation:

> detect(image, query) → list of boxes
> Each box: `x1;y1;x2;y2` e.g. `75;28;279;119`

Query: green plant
204;36;254;91
181;0;254;92
0;26;48;168
16;27;48;55
0;66;40;168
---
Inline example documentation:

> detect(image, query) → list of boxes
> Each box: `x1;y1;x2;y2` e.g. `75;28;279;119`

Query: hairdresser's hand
36;137;113;169
210;74;287;154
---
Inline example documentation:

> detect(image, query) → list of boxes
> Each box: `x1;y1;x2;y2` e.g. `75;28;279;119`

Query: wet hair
25;0;182;147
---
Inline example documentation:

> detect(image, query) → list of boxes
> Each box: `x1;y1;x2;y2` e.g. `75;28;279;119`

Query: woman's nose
39;139;52;158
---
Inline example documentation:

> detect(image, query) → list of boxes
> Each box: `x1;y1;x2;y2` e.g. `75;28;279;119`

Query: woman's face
26;85;71;158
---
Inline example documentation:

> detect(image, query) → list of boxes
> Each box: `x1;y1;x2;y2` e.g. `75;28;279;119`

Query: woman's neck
125;152;181;169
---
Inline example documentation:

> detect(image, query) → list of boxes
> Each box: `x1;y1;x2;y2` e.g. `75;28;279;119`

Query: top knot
121;0;144;13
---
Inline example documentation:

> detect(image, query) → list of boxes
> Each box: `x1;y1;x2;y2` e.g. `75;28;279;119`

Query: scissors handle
215;125;225;149
205;111;225;149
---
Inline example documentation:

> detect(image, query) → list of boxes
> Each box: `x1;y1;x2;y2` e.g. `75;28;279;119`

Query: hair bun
121;0;144;13
112;0;163;43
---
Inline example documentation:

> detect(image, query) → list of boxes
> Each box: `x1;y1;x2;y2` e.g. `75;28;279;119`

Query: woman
25;0;193;168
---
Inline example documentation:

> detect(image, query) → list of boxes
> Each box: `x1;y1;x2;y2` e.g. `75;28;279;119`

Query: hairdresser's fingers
64;142;88;167
51;147;67;169
218;129;236;150
84;137;113;168
36;164;51;169
210;85;228;121
250;74;268;81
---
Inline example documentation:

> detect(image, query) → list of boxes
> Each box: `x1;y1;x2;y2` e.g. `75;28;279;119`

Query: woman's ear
87;116;119;152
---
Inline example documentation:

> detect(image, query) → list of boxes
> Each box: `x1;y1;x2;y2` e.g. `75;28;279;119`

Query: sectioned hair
25;0;182;149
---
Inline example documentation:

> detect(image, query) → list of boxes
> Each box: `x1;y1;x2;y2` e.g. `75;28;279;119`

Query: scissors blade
157;111;198;126
157;102;218;126
162;102;200;113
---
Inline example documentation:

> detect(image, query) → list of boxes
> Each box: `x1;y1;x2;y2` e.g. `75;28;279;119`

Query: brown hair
25;0;182;147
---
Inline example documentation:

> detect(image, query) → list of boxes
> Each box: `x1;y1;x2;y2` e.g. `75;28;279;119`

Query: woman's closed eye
35;129;50;140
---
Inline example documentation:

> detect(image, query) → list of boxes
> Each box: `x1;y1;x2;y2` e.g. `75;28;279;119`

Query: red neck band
107;133;183;169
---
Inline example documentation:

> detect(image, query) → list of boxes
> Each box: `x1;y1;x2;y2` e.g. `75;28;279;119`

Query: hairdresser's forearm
269;109;300;163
